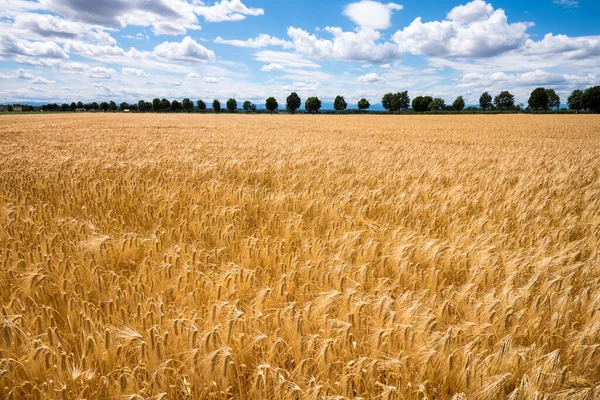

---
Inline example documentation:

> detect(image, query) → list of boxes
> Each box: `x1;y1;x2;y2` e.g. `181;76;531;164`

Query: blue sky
1;0;599;107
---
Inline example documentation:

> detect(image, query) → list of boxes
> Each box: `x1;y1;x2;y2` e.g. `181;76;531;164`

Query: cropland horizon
1;114;600;399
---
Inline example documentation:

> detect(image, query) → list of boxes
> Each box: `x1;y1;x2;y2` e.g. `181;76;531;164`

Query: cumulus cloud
87;66;116;79
260;63;285;72
254;51;321;69
122;67;147;76
392;0;531;58
185;72;201;79
195;0;264;22
215;34;293;49
203;76;219;84
357;72;386;84
288;26;402;64
16;68;56;84
153;36;216;62
521;33;600;60
0;33;68;59
343;1;403;30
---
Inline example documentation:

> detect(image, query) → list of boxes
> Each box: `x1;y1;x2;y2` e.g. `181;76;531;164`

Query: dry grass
1;113;600;399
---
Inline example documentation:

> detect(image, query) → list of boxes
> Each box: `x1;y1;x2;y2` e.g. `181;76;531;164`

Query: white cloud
392;1;531;58
522;33;600;60
195;0;264;22
215;34;293;49
16;68;55;84
554;0;578;8
169;80;182;86
87;66;116;79
254;51;321;69
357;72;386;84
32;77;56;84
261;63;285;72
122;67;147;76
204;76;219;84
17;68;37;79
0;32;68;59
343;1;403;30
288;26;402;64
185;72;201;79
153;36;216;62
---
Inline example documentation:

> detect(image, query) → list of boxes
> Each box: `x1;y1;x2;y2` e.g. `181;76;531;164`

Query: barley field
1;114;600;400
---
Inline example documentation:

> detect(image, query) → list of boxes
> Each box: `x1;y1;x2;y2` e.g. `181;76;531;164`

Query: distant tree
479;91;492;111
357;98;370;110
528;87;549;111
226;98;237;112
77;101;84;109
494;91;515;112
243;101;256;112
100;102;109;112
70;102;77;111
381;93;393;111
429;98;446;112
137;100;146;112
286;92;301;114
197;100;206;111
412;96;433;113
7;105;13;112
453;96;465;111
182;98;194;112
546;89;560;110
119;102;129;111
160;98;171;110
129;103;138;111
567;89;584;113
382;91;410;112
91;102;99;110
61;103;69;111
213;99;221;113
334;95;347;111
152;98;160;112
171;100;181;112
582;86;600;113
305;97;322;113
108;101;117;112
265;97;278;113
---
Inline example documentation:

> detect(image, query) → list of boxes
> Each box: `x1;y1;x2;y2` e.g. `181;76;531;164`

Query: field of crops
1;114;600;399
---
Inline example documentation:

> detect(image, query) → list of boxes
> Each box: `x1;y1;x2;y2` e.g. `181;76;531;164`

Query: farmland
1;114;600;399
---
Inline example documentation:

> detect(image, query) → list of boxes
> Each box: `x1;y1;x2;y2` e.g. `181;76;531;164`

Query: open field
1;114;600;399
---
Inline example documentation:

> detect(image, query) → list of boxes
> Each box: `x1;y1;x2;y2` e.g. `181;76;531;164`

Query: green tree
546;89;560;110
152;98;160;112
182;98;194;112
567;89;583;112
197;100;206;111
357;98;370;110
243;101;256;112
412;96;433;112
108;101;117;112
213;99;221;113
70;102;77;111
528;87;549;111
7;105;13;112
265;97;278;113
305;97;322;113
381;93;393;111
286;92;301;114
429;98;445;112
77;101;84;109
494;91;515;112
171;100;181;112
334;95;347;111
160;98;171;110
100;102;109;112
582;86;600;113
119;102;129;111
453;96;465;111
479;91;492;110
226;98;237;112
382;91;410;112
61;103;69;111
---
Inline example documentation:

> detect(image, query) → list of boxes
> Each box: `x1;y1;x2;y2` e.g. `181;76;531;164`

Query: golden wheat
1;113;599;399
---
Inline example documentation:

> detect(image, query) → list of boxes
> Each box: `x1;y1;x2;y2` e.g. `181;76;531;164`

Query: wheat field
1;114;600;399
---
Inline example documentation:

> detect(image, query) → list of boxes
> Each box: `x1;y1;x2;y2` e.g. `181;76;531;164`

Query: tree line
8;85;600;114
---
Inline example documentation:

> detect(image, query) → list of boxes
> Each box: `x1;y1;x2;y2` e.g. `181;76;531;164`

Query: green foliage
226;98;237;112
61;103;70;111
212;99;221;113
494;91;515;111
479;92;492;110
119;102;129;111
357;98;370;110
546;89;560;110
528;87;549;111
182;98;194;112
305;97;322;113
265;97;278;113
108;101;117;112
171;100;181;112
334;95;347;111
568;89;583;112
382;91;410;112
429;98;446;111
286;92;301;113
582;86;600;112
453;96;465;111
160;98;170;110
412;96;433;112
243;101;256;112
197;100;206;111
152;98;160;112
100;102;109;112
